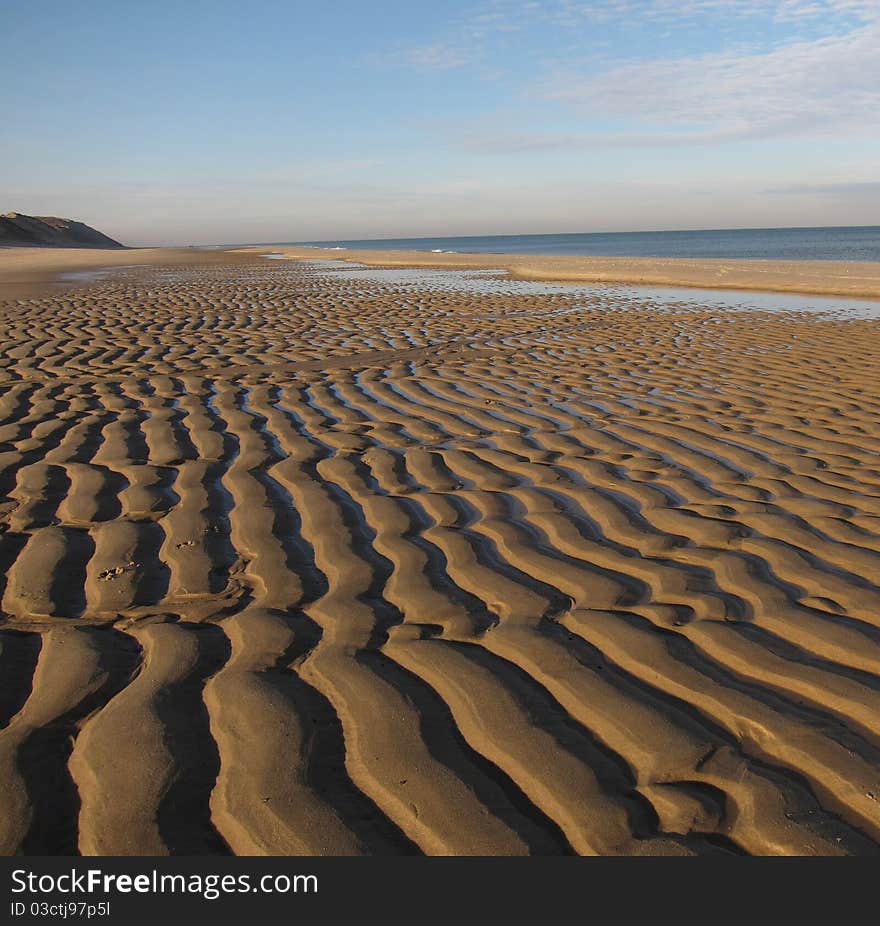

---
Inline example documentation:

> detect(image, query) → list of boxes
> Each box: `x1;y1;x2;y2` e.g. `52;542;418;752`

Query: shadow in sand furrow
84;520;171;616
382;378;493;439
153;622;232;855
138;380;200;465
763;507;880;555
654;420;800;474
357;649;573;855
235;389;329;600
272;381;378;461
72;345;114;369
8;464;71;531
165;376;205;452
384;490;552;633
133;521;173;607
201;381;241;459
324;380;375;428
67;621;226;855
60;463;128;525
556;463;692;537
600;612;880;763
1;526;95;619
61;411;118;466
526;478;778;625
587;428;731;497
440;447;531;491
18;628;142;854
408;376;545;433
285;671;421;853
252;468;329;603
425;378;549;433
0;382;42;439
115;411;152;467
783;472;880;511
264;396;401;626
430;640;676;839
666;616;880;743
209;608;421;854
466;483;651;608
319;451;490;639
266;384;309;427
740;533;880;599
348;376;448;445
549;615;880;851
378;446;425;494
729;621;880;693
0;630;42;730
89;383;151;464
194;378;240;568
400;447;465;493
119;464;180;519
158;460;237;603
441;494;575;614
0;397;74;486
354;459;497;622
94;346;128;369
202;463;237;593
704;544;880;644
300;382;343;431
621;423;759;482
313;472;405;649
309;379;371;428
471;466;751;622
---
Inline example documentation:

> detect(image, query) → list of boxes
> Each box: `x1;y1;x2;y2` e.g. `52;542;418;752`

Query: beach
1;245;879;855
0;246;254;300
242;245;880;300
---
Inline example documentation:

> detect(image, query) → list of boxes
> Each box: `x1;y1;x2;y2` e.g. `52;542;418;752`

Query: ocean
279;226;880;262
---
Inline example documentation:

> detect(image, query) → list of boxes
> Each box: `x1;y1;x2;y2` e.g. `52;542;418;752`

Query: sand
1;247;879;856
0;247;258;300
242;245;880;299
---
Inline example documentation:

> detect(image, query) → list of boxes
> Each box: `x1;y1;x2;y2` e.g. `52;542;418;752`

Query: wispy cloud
537;21;880;142
384;0;880;152
387;0;880;72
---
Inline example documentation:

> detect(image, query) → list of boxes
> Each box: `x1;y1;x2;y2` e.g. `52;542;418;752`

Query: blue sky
2;0;878;245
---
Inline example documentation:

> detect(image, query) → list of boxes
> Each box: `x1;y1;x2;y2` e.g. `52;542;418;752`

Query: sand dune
0;213;124;249
1;251;879;855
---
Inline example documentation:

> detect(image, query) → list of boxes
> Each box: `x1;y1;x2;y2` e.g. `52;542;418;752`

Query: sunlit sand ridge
1;251;879;856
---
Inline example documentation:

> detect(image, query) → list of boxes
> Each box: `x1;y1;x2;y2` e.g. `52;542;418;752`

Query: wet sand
0;247;252;300
1;248;879;856
244;245;880;299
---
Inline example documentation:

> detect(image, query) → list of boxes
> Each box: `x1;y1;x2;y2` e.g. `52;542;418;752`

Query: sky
2;0;879;246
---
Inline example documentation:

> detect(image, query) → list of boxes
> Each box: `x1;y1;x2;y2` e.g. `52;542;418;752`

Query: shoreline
9;244;880;303
237;245;880;300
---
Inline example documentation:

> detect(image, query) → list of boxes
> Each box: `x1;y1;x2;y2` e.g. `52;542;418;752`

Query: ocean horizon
238;225;880;263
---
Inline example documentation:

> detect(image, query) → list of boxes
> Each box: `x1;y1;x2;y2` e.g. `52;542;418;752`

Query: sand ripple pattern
1;258;879;856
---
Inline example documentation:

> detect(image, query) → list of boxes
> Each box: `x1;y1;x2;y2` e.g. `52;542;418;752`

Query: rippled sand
1;251;879;856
